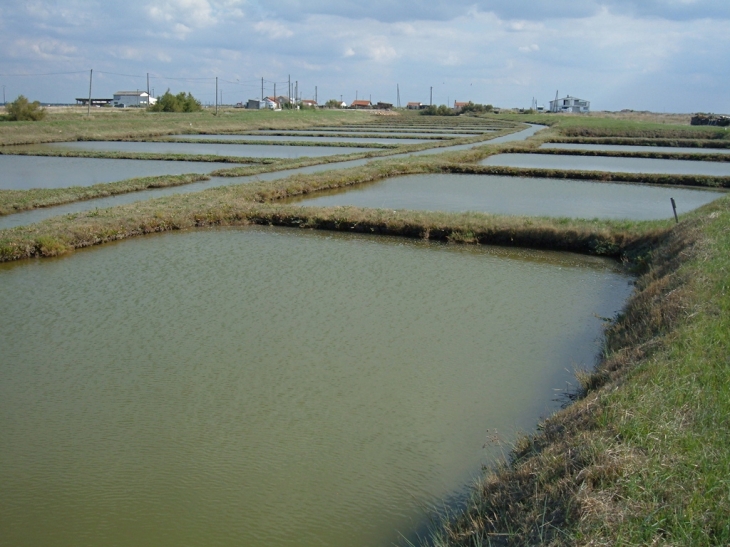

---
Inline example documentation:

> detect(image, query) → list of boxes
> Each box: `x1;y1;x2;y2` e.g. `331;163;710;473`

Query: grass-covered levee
1;108;729;545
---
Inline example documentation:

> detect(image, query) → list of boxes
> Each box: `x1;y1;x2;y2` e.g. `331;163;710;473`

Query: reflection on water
30;141;372;159
0;155;240;190
541;143;730;155
481;152;730;176
0;227;633;547
170;134;432;144
285;173;724;219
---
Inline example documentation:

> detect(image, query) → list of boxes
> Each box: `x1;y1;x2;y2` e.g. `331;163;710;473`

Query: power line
151;75;216;81
96;71;146;78
0;70;88;77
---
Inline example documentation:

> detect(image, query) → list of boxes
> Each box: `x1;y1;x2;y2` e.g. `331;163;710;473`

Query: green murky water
0;227;633;547
285;173;724;219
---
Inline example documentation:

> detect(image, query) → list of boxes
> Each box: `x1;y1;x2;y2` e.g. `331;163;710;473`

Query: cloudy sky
0;0;728;112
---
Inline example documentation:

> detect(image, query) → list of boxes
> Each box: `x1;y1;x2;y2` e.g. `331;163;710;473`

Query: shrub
5;95;46;121
325;99;342;109
148;89;202;113
420;104;455;116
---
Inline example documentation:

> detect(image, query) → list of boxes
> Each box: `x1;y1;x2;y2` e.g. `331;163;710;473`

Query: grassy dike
432;196;730;546
0;107;375;146
498;146;730;163
0;152;673;262
0;173;210;216
0;128;522;216
3;111;729;544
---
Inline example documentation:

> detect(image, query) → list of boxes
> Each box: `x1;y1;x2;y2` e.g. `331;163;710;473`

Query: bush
5;95;46;121
420;104;455;116
148;89;202;113
325;99;342;109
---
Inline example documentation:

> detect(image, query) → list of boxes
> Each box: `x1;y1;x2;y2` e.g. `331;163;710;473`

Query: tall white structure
549;95;590;113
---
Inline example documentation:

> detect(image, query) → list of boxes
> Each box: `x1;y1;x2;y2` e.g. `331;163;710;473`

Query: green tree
324;99;342;108
148;89;202;112
5;95;46;121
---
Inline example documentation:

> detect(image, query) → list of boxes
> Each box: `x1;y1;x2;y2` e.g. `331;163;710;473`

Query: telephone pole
288;74;291;107
261;77;264;101
430;86;432;106
146;73;150;105
87;69;93;116
215;77;218;115
396;84;400;108
315;86;317;104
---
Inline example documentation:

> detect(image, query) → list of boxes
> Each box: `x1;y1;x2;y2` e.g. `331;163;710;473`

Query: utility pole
288;74;291;107
147;73;150;106
215;76;218;115
356;90;358;101
295;81;298;105
397;84;400;108
261;77;264;101
274;83;276;100
315;86;317;104
87;69;93;116
430;86;433;106
2;85;5;105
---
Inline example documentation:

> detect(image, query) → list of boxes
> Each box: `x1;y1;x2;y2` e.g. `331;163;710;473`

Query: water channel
0;155;242;190
481;153;730;176
0;227;634;547
32;141;372;159
541;143;730;155
284;173;725;220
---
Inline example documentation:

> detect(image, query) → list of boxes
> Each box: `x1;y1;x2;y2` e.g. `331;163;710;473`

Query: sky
0;0;728;112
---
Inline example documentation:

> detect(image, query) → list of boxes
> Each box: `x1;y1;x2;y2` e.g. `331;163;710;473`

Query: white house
549;95;590;113
113;91;156;108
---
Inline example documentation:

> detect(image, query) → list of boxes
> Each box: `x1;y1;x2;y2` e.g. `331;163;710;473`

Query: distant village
76;90;592;114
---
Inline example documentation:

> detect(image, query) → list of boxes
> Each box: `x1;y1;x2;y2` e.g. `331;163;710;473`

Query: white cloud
9;38;78;60
254;21;294;39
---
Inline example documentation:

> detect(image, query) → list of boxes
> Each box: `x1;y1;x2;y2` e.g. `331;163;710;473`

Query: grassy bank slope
432;197;730;546
0;107;372;146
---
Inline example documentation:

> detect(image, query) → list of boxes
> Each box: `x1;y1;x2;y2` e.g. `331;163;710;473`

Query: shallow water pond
286;173;723;219
34;141;371;159
254;129;478;138
0;155;241;190
170;134;431;144
0;227;633;547
541;143;730;155
481;152;730;176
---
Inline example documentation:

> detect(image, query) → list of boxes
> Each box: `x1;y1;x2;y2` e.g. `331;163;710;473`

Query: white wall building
113;91;156;107
549;95;590;113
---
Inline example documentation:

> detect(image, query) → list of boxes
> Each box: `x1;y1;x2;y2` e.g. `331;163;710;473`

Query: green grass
429;195;730;546
0;126;524;216
0;107;375;146
3;109;730;546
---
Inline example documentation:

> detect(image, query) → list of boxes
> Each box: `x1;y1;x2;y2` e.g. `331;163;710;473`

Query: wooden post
671;197;678;224
87;69;93;116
